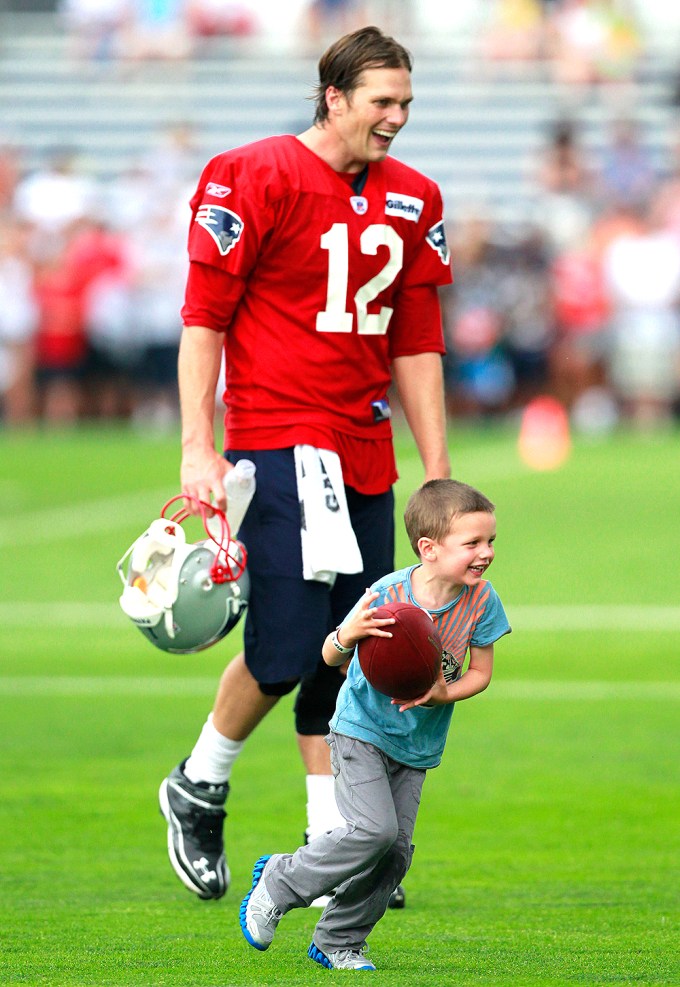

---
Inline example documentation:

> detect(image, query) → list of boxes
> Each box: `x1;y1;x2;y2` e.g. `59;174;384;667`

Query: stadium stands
1;8;680;224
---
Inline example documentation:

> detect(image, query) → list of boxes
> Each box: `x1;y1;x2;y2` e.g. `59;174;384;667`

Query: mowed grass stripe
2;601;680;630
0;486;176;545
0;455;524;547
0;676;677;700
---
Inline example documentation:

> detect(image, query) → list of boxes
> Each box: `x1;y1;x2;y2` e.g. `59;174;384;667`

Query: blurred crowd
480;0;643;86
53;0;648;79
1;0;680;432
56;0;261;64
0;126;197;429
442;115;680;432
54;0;397;65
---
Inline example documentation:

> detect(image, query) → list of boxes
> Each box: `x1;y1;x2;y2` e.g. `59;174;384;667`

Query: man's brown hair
312;25;413;124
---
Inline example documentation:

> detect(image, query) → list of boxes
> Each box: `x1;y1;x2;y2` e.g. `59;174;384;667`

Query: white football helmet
117;496;249;654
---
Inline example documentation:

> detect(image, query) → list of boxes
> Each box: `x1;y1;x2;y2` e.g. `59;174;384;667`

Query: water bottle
224;459;256;537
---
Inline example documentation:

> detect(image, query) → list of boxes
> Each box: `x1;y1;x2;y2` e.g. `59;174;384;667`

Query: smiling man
158;25;453;913
301;34;413;169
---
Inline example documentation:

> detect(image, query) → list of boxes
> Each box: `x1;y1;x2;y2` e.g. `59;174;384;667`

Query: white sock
183;714;244;785
305;773;345;841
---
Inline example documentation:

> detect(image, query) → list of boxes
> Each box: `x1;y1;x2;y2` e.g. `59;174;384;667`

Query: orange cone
518;396;571;471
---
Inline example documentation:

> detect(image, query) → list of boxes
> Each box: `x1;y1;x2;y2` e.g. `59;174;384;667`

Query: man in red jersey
158;25;452;907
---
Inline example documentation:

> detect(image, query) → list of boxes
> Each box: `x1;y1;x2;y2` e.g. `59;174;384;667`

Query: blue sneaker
239;855;282;951
308;942;376;970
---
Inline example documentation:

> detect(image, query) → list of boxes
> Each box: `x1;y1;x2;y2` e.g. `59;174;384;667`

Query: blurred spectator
602;198;680;427
531;119;597;257
302;0;366;50
480;0;548;64
123;0;192;61
33;219;127;424
33;243;87;424
0;144;23;218
548;231;612;408
101;161;159;233
593;0;642;83
0;219;38;425
139;122;201;197
14;148;99;240
544;0;606;84
588;197;645;265
649;132;680;242
101;124;198;236
597;117;657;210
442;214;516;418
546;0;642;86
186;0;260;43
126;200;187;431
536;119;593;194
58;0;131;65
496;228;555;404
516;191;645;420
81;233;136;421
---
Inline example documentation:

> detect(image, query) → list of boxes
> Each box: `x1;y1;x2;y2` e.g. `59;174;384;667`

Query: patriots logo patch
195;204;244;256
426;220;450;265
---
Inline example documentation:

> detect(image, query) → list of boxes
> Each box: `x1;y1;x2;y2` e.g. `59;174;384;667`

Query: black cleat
158;760;229;899
388;884;406;909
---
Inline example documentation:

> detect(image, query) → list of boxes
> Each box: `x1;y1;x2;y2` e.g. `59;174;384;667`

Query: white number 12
316;223;404;335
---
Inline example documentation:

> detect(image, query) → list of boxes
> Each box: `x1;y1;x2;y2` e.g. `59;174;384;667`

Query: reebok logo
206;182;232;198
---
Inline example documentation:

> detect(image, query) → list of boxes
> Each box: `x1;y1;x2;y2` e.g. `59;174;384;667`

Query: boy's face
430;511;496;588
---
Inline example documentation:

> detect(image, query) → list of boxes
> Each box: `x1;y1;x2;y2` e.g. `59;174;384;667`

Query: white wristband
331;629;353;655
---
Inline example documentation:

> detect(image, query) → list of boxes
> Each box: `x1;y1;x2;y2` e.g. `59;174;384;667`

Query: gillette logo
385;193;424;222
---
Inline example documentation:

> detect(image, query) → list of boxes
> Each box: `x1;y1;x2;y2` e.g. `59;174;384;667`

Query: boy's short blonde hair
404;479;495;557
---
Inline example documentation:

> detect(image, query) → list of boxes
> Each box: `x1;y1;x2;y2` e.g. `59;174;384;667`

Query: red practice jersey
182;135;452;492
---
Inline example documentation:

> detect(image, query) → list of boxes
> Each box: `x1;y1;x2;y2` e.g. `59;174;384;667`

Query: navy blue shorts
227;448;395;686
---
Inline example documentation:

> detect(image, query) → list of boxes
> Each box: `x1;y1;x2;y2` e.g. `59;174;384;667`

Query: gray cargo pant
264;731;426;954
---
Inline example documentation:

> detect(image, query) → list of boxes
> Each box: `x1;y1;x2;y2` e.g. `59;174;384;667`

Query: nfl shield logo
350;196;368;215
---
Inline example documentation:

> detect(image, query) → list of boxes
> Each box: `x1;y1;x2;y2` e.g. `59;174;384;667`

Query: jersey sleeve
387;283;445;358
401;183;452;290
470;585;512;648
181;261;245;332
185;149;276;279
387;181;451;357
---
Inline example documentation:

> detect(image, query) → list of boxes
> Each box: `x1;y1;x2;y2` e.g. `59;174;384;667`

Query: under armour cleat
158;760;229;899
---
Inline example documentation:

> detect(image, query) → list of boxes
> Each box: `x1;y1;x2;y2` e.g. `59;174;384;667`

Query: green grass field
1;422;679;986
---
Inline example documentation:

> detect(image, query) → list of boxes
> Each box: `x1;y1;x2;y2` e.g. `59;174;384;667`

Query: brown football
358;601;442;700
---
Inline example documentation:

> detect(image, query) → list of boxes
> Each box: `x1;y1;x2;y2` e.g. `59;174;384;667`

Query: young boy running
239;479;511;970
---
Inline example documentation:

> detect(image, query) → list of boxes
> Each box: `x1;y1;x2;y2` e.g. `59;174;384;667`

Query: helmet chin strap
118;490;251;654
161;494;247;584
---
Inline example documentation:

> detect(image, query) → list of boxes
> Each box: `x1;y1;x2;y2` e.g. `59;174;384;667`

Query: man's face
327;66;412;171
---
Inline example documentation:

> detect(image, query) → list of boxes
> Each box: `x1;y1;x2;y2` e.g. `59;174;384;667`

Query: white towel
294;445;363;586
